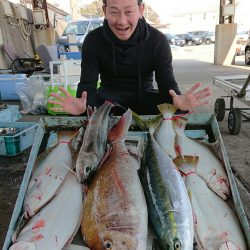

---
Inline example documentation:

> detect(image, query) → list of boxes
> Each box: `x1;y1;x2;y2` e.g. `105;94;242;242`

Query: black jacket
77;18;181;114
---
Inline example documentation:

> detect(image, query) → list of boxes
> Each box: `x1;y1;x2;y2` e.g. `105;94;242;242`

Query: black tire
205;38;211;44
214;98;226;121
245;47;250;65
228;108;241;135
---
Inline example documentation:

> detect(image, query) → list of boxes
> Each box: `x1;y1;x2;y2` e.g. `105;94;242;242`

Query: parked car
188;30;215;44
176;33;202;46
165;33;185;47
57;18;103;48
245;32;250;65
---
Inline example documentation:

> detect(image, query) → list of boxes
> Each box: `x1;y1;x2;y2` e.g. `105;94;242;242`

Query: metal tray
3;113;250;249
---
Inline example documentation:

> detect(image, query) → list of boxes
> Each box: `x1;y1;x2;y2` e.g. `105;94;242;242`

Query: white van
57;18;103;48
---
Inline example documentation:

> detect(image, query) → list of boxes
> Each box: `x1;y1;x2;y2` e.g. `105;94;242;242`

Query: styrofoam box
0;122;38;156
0;74;27;100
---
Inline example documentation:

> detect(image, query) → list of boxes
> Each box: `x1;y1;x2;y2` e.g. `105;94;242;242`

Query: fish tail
108;109;132;143
174;155;199;167
132;110;162;134
57;130;78;142
172;117;188;131
157;103;177;118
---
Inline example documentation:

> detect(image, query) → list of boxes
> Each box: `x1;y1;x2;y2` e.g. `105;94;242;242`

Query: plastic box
0;105;21;122
0;122;38;156
0;74;27;100
46;60;81;115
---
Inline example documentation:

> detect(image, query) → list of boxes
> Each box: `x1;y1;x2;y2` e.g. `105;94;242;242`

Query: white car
245;30;250;65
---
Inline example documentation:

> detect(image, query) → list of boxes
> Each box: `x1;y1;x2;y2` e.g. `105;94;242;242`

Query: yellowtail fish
82;109;148;250
132;111;194;250
174;156;247;250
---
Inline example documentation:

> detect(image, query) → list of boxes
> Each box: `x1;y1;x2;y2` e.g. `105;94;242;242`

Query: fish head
97;230;143;250
76;152;98;183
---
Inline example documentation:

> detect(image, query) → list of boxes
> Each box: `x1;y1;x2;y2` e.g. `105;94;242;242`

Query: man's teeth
118;28;129;31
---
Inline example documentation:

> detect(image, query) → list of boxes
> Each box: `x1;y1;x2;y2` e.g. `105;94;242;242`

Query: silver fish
76;101;114;183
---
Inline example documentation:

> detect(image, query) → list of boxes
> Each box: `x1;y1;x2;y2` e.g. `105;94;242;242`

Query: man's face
103;0;144;41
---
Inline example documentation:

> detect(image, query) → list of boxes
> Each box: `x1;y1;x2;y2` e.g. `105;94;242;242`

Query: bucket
0;128;21;156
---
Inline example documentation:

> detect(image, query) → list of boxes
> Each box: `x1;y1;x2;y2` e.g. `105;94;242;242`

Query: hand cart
213;74;250;135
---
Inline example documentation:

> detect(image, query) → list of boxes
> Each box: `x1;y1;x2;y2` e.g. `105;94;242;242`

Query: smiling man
49;0;211;115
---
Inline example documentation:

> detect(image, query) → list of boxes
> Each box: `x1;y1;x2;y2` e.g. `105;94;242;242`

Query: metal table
213;74;250;135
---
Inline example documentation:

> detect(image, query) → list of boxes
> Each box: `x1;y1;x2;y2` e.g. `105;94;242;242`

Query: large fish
82;109;148;250
174;156;247;250
132;112;194;250
173;118;230;200
76;101;114;183
24;131;76;217
154;103;177;159
10;173;83;250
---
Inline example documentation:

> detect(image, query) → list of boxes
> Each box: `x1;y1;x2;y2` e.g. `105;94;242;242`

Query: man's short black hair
102;0;143;5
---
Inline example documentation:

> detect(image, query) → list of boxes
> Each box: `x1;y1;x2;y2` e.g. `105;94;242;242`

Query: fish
76;101;114;183
154;103;177;159
174;156;247;250
132;111;194;250
10;173;83;250
82;109;148;250
172;117;230;200
24;130;76;217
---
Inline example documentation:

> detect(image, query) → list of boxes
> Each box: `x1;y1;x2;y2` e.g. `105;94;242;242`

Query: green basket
46;84;77;115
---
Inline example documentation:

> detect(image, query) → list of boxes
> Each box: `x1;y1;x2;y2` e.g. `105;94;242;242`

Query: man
49;0;211;115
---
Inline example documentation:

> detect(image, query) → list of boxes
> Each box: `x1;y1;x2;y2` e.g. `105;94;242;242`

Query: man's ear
102;5;106;15
139;3;145;18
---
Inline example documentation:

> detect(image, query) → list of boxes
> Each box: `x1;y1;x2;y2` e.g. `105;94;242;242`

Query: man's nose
117;12;127;25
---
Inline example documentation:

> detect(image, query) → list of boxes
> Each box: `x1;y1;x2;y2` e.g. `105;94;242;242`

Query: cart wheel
214;98;226;121
228;108;241;135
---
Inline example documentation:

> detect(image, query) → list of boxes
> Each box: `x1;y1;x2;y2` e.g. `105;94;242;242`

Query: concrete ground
0;44;249;248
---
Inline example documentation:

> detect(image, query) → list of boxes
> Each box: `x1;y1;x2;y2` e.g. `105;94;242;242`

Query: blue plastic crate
0;105;21;122
0;122;38;156
0;74;27;100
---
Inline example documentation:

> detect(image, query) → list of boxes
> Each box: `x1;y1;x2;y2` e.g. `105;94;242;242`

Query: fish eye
174;241;181;250
85;166;90;173
103;240;113;249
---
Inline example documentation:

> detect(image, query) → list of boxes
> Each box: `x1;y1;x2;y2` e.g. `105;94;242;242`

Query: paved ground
0;44;249;248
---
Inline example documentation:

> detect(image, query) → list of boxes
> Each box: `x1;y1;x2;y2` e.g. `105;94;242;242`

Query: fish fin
68;127;85;155
174;155;199;166
108;109;132;143
87;105;96;119
132;110;162;134
98;144;112;167
157;103;177;118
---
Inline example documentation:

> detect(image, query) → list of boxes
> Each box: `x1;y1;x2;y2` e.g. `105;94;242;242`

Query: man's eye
126;10;133;15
